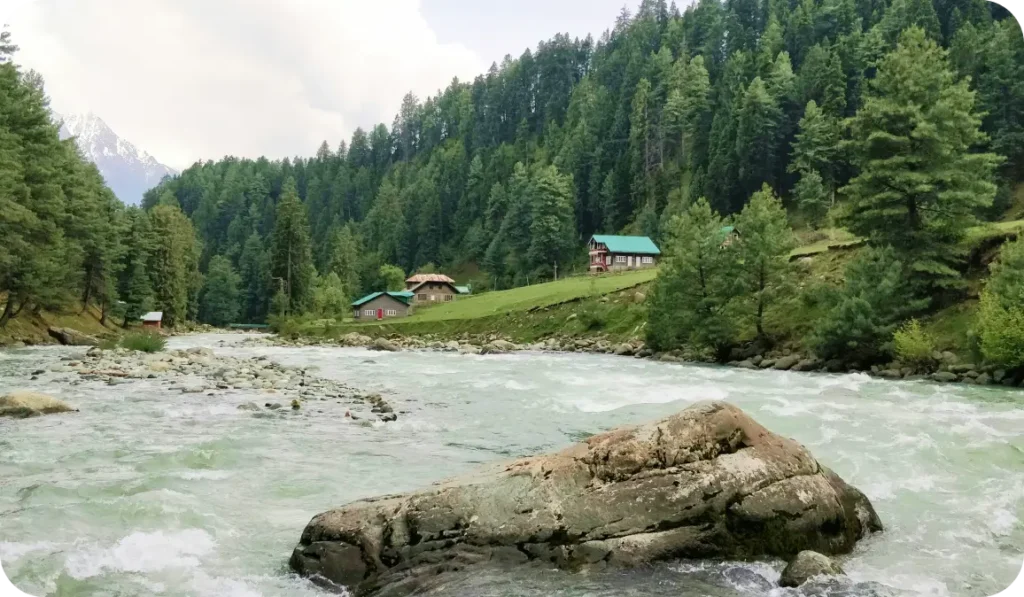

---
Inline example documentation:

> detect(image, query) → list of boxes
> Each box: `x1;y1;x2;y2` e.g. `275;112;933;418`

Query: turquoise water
1;334;1022;596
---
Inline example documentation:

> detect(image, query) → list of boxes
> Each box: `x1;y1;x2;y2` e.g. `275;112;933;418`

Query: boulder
773;355;801;371
792;358;821;372
779;550;846;587
481;339;517;354
47;326;98;346
0;391;76;418
237;402;262;412
290;402;881;596
931;371;959;383
369;338;399;352
613;343;634;356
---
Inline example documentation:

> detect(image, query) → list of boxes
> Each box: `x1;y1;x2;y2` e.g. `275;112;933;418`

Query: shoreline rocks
0;390;76;418
289;401;882;596
780;550;846;587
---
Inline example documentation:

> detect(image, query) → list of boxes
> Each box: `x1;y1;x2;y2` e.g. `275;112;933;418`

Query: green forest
2;0;1024;368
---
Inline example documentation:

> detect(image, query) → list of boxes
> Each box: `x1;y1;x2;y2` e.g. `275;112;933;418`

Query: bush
120;331;166;353
893;319;936;369
977;288;1024;368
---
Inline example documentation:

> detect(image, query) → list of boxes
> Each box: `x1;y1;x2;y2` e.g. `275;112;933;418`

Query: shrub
893;319;936;369
97;337;119;350
120;331;166;353
977;288;1024;368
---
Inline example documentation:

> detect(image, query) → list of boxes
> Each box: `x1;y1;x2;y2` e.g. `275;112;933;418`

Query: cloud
1;0;486;169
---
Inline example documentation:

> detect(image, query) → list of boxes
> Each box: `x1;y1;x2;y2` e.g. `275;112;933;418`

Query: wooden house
587;235;661;273
140;311;163;329
351;292;415;320
405;274;461;304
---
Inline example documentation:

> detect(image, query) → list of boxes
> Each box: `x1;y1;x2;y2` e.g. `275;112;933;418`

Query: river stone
931;371;958;383
613;343;634;356
779;550;845;587
773;355;801;371
47;326;98;346
290;401;882;596
0;391;76;418
370;338;399;352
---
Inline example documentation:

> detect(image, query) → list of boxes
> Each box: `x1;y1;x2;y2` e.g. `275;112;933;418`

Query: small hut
141;311;163;329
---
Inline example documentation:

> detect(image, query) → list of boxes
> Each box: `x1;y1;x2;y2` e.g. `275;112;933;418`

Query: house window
417;294;427;301
363;309;375;316
444;294;453;302
385;309;397;316
642;256;654;264
606;256;612;265
615;255;627;263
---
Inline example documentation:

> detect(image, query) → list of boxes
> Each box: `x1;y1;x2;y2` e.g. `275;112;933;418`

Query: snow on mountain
55;111;177;205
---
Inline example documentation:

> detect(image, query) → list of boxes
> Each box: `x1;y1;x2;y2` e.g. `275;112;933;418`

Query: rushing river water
1;333;1022;597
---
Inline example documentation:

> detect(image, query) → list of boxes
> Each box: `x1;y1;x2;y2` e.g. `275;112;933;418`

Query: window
417;294;427;301
444;294;453;302
363;309;375;316
642;256;654;264
606;256;612;265
615;255;627;263
430;295;437;301
385;309;397;316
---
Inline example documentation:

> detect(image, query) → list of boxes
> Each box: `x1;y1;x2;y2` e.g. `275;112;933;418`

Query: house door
377;308;383;320
628;255;634;267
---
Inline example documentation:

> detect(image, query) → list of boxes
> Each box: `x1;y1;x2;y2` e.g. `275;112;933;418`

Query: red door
377;308;384;320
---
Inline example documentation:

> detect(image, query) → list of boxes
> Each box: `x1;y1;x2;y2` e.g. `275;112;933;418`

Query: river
0;333;1021;597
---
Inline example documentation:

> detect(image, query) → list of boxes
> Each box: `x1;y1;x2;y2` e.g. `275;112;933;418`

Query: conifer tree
200;255;241;326
270;178;315;315
843;27;1001;296
734;184;795;339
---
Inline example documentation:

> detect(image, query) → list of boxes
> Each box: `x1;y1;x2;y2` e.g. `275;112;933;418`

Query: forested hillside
2;1;1024;368
144;0;1023;325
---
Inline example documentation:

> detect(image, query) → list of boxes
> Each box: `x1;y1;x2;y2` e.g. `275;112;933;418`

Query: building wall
411;282;457;304
591;253;658;271
352;296;412;319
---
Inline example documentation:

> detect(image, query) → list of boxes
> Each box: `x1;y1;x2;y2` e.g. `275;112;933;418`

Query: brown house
405;273;461;304
588;235;661;273
351;292;414;320
141;311;163;329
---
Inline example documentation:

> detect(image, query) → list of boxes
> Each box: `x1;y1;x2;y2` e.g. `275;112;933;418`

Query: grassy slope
0;303;118;346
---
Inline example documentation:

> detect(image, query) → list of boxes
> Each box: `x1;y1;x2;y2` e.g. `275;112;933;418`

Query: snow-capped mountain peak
54;111;177;205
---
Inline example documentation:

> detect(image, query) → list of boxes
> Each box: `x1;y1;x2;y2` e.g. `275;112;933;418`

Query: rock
751;355;763;366
379;413;398;422
481;339;517;354
773;355;801;371
993;370;1007;383
458;345;481;355
878;369;903;380
443;341;460;352
237;402;262;411
759;359;776;369
940;351;958;364
292;399;302;410
793;358;820;372
736;360;757;370
975;372;992;386
369;338;399;352
266;403;283;411
0;391;76;418
613;343;634;356
47;326;98;346
931;371;958;383
779;550;846;587
86;346;104;357
949;364;975;375
290;401;881;596
961;369;979;379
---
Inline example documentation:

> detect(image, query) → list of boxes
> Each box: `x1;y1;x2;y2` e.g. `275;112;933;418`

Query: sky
0;0;634;170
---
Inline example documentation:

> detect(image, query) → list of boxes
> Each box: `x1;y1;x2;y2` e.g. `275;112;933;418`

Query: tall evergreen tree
734;184;795;338
270;178;315;315
200;255;241;326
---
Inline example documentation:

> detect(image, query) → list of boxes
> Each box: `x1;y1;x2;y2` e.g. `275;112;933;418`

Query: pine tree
327;224;362;297
789;100;842;201
200;255;241;326
734;184;795;339
735;77;781;200
527;166;576;277
270;177;315;315
646;198;741;354
147;204;200;327
238;232;270;323
842;27;1002;297
793;169;829;227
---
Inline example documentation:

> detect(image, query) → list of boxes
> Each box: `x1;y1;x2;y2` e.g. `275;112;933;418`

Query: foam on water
64;529;215;578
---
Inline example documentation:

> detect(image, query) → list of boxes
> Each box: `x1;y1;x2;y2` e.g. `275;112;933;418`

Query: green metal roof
351;291;414;307
590;235;661;255
455;286;471;294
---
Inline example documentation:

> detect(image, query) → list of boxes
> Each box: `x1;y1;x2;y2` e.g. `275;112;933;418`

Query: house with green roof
351;291;415;320
587;235;661;273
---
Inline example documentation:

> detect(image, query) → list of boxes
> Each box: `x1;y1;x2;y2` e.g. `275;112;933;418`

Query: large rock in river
289;401;881;596
0;391;76;418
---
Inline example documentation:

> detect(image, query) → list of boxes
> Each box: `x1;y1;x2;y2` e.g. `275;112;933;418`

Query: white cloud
1;0;486;169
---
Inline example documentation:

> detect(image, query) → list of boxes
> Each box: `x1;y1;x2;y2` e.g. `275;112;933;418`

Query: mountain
55;111;177;205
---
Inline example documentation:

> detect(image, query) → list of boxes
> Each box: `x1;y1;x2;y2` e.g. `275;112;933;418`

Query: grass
0;301;117;346
376;269;657;325
120;330;166;352
962;219;1024;246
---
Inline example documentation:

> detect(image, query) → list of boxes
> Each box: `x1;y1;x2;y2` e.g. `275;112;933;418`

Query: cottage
587;235;661;273
405;274;461;304
352;292;415;320
140;311;163;329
